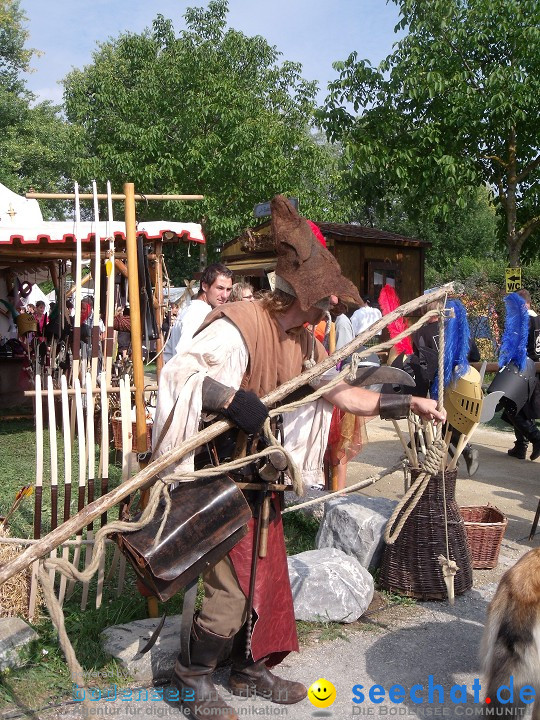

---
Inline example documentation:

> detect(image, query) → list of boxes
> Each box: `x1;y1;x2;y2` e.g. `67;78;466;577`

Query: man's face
203;274;233;308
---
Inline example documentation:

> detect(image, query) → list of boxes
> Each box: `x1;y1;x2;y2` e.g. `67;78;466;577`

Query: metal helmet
487;358;538;416
444;367;483;435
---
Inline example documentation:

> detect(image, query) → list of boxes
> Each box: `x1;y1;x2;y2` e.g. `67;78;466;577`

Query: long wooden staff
58;375;72;604
80;372;95;609
28;374;43;619
0;283;453;585
66;378;86;598
70;183;83;436
116;374;131;596
103;181;115;390
95;373;109;608
47;376;58;587
90;181;102;390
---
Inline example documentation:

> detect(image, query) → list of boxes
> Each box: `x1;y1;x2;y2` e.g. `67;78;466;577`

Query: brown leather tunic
198;301;326;665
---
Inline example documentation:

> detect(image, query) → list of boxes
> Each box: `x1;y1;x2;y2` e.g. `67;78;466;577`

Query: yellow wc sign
505;267;522;293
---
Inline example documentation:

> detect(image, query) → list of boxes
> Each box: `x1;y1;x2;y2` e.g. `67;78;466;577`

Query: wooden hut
221;220;429;304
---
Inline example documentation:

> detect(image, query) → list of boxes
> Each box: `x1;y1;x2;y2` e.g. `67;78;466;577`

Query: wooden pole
24;385;158;397
58;375;72;605
70;183;83;438
47;376;58;587
104;181;116;390
95;374;109;609
124;183;147;454
26;192;204;201
0;284;453;586
90;181;102;390
153;240;164;379
28;374;43;619
80;373;95;610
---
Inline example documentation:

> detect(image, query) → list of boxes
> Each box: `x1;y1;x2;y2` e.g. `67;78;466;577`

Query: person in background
162;263;233;363
351;296;382;337
230;282;254;302
34;300;47;338
506;289;540;461
114;306;132;360
325;300;367;489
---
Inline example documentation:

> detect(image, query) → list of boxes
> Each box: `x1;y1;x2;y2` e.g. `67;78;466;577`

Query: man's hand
410;397;446;424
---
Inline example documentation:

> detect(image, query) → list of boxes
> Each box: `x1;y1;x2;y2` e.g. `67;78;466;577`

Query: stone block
288;547;374;623
316;494;398;569
0;617;38;672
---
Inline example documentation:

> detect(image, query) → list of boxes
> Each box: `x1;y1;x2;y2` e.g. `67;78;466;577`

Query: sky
19;0;402;106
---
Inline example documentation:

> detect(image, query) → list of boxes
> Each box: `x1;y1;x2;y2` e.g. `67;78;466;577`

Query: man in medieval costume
152;195;445;720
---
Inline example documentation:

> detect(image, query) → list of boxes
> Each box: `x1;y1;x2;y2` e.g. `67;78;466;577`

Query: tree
320;0;540;266
0;0;74;213
63;1;350;280
376;185;502;272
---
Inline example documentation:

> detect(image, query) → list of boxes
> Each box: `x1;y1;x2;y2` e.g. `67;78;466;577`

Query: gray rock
316;494;398;569
0;617;38;671
101;616;181;684
288;547;374;623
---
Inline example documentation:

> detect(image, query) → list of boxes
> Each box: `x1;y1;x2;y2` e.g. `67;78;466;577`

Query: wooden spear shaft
124;183;147;453
0;283;452;586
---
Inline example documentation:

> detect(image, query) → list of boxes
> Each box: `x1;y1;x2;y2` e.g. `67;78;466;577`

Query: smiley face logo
307;678;336;708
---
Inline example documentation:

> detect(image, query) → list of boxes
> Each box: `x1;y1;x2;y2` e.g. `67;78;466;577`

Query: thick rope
38;566;89;710
384;299;448;545
383;440;446;544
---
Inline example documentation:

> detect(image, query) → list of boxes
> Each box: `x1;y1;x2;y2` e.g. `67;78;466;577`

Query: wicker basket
459;505;507;570
379;468;473;600
16;313;37;335
111;416;152;452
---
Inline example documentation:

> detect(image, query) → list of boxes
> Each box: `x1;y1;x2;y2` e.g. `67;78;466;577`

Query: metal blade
479;360;487;384
480;391;504;423
348;364;416;388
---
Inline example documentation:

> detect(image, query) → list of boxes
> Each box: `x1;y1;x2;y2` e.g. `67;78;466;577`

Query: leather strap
180;578;198;667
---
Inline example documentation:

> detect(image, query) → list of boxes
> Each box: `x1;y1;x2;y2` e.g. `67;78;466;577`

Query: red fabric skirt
228;493;298;667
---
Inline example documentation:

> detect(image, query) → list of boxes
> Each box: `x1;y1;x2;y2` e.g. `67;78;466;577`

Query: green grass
0;419;123;538
282;512;320;555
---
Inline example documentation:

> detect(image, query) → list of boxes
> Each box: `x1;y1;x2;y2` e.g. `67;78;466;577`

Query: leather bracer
379;393;412;420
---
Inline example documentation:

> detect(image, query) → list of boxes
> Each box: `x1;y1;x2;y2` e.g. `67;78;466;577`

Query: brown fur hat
271;195;362;311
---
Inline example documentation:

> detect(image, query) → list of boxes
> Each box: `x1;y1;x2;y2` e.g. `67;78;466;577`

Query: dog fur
481;548;540;718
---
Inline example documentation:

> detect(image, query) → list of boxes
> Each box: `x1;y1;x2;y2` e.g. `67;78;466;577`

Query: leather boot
172;620;238;720
508;442;528;459
228;633;307;704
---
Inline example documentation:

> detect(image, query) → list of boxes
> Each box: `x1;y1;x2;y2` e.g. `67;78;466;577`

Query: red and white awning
0;220;205;246
0;182;205;246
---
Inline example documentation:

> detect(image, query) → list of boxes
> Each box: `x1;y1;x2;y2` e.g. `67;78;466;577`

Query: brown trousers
197;555;248;638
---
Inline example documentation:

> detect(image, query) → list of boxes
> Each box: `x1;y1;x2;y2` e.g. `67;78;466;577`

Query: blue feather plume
499;293;529;371
431;299;470;399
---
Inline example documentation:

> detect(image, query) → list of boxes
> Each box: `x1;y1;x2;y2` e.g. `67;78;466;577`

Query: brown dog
481;548;540;718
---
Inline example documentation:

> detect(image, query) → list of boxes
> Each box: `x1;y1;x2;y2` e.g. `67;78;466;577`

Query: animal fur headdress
271;195;362;311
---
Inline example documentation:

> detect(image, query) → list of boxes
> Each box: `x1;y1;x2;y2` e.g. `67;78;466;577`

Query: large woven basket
111;416;152;452
16;313;37;335
459;505;507;570
379;468;473;600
